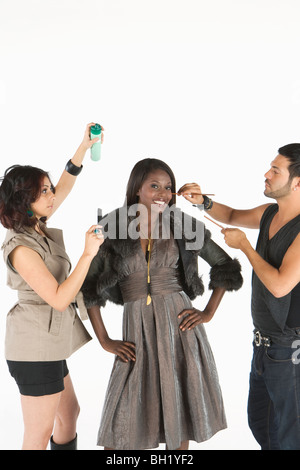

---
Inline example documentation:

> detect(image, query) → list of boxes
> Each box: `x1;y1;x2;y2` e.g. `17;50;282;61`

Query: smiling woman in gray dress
82;158;243;450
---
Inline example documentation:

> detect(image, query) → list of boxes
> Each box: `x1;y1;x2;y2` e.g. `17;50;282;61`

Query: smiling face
136;169;173;213
264;154;293;199
30;176;56;219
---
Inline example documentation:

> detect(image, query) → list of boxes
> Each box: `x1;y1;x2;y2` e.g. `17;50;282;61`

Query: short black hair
278;143;300;180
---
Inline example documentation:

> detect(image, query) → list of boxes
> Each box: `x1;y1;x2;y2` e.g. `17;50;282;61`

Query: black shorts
7;360;69;397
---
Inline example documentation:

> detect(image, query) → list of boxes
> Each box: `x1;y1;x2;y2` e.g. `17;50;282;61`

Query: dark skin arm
178;286;226;330
87;304;136;362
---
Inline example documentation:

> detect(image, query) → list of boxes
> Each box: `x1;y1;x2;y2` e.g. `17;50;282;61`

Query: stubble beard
264;180;292;200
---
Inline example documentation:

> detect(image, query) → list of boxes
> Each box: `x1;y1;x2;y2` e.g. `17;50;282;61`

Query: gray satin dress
98;235;226;450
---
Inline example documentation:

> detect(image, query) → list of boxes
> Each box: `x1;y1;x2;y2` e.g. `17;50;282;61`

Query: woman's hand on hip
178;308;213;330
101;338;136;363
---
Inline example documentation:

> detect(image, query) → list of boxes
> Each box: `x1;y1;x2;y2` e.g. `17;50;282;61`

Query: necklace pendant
146;294;152;305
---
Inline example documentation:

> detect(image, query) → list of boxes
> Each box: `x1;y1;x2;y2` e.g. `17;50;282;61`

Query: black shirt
251;204;300;345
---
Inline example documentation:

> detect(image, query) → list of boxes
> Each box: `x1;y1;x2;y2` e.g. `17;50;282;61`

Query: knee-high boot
50;434;77;450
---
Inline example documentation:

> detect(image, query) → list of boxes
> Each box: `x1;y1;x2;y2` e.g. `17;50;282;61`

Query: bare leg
21;392;61;450
166;440;189;450
176;440;189;450
20;374;79;450
52;374;80;445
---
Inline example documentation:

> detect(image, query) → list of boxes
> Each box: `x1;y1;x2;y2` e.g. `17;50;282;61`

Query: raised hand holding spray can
90;123;102;161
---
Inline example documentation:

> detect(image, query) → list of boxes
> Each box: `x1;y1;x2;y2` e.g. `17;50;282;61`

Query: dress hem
97;425;227;450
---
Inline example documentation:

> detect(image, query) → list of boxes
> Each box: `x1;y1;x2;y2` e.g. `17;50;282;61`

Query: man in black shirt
178;145;300;450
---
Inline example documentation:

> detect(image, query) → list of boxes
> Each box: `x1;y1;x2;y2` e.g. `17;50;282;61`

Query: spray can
90;124;102;161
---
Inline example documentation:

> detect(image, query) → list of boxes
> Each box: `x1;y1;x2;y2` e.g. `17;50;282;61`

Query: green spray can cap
90;123;102;135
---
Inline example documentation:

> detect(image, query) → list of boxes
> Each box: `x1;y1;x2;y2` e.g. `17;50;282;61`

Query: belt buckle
254;331;261;346
254;331;271;347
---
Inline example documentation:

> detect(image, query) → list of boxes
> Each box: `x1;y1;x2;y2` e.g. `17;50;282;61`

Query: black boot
50;434;77;450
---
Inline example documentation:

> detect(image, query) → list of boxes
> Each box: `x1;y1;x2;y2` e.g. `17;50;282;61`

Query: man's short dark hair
278;143;300;180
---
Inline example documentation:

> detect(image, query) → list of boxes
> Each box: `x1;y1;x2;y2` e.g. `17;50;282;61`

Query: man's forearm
204;200;236;225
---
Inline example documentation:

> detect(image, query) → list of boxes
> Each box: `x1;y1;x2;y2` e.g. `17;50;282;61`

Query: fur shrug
82;207;243;308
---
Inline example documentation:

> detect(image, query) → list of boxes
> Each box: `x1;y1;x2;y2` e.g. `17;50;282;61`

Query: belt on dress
119;267;182;303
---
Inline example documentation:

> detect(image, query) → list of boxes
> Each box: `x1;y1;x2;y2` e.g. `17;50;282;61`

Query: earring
27;209;34;217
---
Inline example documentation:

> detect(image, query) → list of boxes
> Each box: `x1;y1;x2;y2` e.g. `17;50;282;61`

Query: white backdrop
1;0;300;450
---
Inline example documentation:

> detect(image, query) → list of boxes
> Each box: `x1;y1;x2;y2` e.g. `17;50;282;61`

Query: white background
0;0;300;450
